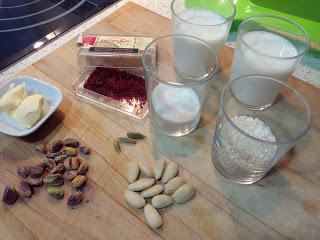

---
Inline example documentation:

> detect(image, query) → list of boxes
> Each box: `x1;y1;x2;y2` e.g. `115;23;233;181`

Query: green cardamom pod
127;132;145;140
71;175;87;189
47;187;64;199
43;174;64;186
118;137;137;144
113;140;121;153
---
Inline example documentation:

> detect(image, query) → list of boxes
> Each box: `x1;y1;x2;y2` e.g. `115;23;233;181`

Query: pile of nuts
2;138;90;207
125;160;195;229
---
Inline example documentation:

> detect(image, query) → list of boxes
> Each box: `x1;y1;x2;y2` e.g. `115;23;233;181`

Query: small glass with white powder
143;35;219;136
212;75;311;184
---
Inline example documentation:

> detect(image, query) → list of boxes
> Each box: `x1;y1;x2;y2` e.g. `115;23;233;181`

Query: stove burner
0;0;41;9
0;0;118;72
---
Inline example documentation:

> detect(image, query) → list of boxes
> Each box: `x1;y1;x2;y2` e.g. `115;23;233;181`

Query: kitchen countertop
0;0;319;88
1;4;320;238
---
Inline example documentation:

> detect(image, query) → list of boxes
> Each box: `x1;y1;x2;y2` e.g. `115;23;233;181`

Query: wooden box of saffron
73;35;155;119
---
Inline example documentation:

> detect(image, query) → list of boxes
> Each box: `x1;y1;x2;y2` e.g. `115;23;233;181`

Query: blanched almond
151;194;173;209
139;163;154;178
144;204;163;229
128;178;155;191
164;176;185;195
125;190;146;209
127;162;139;183
153;160;165;180
141;184;163;198
161;161;179;183
172;184;195;204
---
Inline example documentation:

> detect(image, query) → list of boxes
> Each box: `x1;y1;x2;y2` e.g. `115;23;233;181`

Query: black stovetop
0;0;118;72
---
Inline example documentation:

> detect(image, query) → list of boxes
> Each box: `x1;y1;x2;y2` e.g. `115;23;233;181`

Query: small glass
230;15;310;109
143;35;219;137
212;75;311;184
171;0;236;55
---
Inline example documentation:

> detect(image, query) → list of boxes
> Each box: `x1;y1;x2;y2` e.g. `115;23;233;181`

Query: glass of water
171;0;236;55
142;35;219;137
212;75;311;184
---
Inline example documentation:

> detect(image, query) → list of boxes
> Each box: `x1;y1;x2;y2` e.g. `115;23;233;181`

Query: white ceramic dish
0;76;63;137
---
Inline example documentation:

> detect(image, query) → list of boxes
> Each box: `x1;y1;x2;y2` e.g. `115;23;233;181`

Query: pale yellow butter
0;83;26;112
11;94;44;128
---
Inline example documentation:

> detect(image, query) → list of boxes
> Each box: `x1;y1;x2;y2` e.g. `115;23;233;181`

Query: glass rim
142;34;220;87
238;14;310;60
170;0;236;27
220;75;312;145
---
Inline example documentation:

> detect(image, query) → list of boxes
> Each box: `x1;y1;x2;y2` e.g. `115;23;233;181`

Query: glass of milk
142;35;219;137
230;15;310;109
171;0;236;55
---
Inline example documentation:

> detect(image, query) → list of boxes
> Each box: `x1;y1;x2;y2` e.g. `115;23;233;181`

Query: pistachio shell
128;178;155;192
49;140;63;153
47;187;64;199
161;161;179;183
77;161;89;175
62;147;78;156
124;190;146;209
172;184;195;204
153;160;165;180
62;138;80;148
16;181;32;198
71;175;87;189
141;185;163;198
164;177;185;195
2;186;19;205
151;194;173;208
139;163;154;178
127;162;139;183
144;204;163;229
67;192;85;206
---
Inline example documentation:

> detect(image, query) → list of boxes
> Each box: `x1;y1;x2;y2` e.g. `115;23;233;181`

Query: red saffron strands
84;67;147;109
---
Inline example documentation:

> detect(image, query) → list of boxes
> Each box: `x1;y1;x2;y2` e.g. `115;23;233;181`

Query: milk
173;8;228;54
172;8;225;78
230;31;298;108
150;83;201;136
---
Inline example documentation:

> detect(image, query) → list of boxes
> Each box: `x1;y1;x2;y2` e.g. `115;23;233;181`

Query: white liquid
150;83;201;136
173;8;228;54
230;31;298;107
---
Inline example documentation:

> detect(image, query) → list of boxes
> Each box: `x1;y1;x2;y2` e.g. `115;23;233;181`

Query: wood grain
1;2;320;239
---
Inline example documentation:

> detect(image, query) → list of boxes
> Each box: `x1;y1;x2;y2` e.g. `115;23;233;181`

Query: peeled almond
125;190;146;208
141;184;163;198
151;194;173;209
164;176;185;195
153;160;165;180
128;178;155;191
127;162;139;183
172;184;195;204
139;163;154;178
144;204;163;229
161;161;179;183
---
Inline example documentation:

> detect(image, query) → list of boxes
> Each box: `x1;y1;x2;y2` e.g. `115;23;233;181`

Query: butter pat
0;83;26;112
11;94;44;128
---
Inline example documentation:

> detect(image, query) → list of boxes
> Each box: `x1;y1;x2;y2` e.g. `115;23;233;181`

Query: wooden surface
1;2;320;239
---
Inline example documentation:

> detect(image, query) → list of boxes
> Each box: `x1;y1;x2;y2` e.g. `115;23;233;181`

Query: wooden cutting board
1;2;320;239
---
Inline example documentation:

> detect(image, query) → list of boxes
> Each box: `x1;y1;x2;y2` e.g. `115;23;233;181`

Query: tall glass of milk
230;15;310;109
171;0;235;55
142;35;219;137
